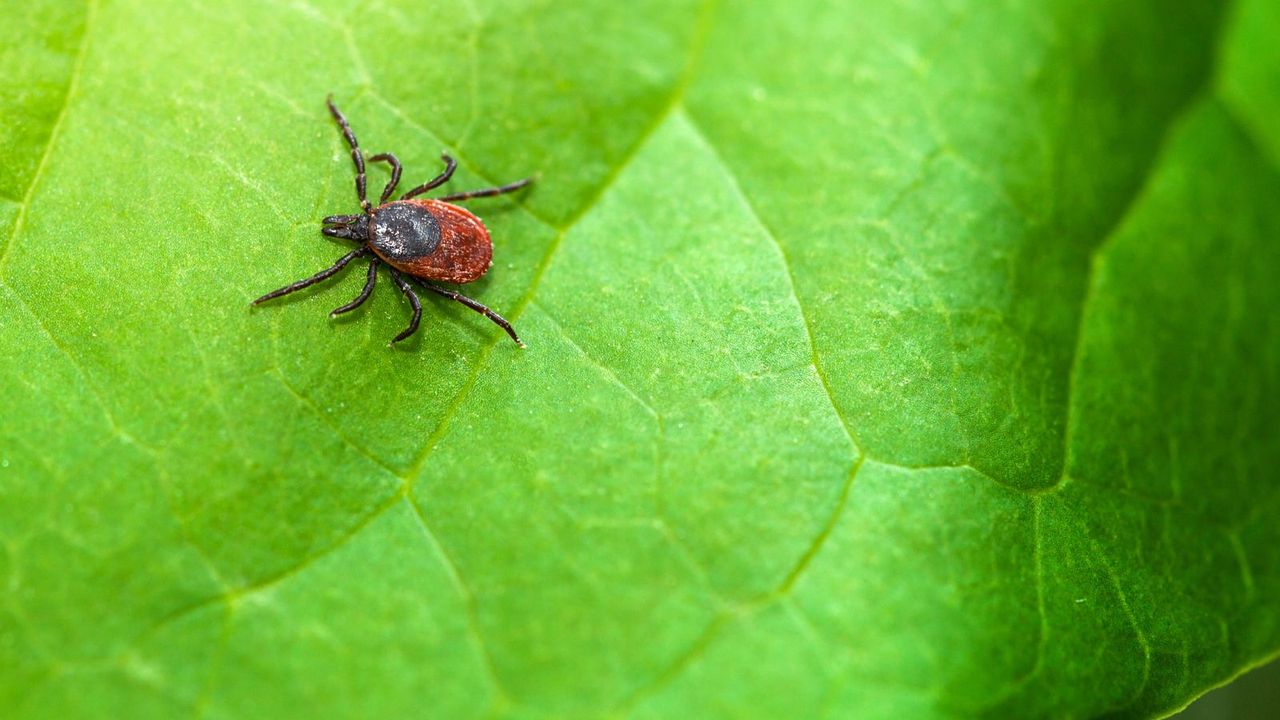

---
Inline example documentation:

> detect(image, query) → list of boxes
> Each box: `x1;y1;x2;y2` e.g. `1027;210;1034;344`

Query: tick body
253;96;531;347
367;199;491;283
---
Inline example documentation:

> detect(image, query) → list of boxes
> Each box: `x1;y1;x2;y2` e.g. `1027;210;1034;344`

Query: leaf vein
1087;531;1153;713
0;0;97;273
536;302;660;420
403;0;721;487
270;368;404;480
1058;85;1224;487
678;108;863;458
403;496;510;710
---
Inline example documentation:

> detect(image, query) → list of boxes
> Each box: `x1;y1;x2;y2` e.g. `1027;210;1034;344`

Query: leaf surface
2;0;1278;717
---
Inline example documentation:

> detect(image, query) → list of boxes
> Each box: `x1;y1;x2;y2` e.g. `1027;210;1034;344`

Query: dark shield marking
368;202;442;262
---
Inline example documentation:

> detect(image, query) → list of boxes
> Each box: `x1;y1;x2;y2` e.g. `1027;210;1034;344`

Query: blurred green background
1178;659;1280;718
2;0;1278;717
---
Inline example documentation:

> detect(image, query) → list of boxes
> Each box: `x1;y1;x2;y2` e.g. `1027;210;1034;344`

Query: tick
253;96;531;347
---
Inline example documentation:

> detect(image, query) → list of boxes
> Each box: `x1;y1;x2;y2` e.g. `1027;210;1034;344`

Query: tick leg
331;257;379;316
252;247;367;305
435;176;534;203
400;154;458;200
415;279;525;348
388;268;423;344
322;213;361;225
326;95;371;213
367;153;402;205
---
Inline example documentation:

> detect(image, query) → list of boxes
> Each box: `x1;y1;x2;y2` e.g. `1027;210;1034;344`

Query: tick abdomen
369;199;493;284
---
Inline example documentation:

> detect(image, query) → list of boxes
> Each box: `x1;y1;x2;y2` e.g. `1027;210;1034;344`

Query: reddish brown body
369;199;492;284
407;199;492;283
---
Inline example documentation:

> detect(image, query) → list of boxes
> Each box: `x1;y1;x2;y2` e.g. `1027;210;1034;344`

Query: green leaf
2;0;1278;717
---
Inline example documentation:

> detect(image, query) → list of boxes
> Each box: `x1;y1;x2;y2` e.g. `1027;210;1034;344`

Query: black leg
414;279;524;347
388;268;422;344
435;176;533;203
327;95;370;213
400;154;458;200
367;153;402;206
252;247;367;305
331;257;379;316
322;213;361;225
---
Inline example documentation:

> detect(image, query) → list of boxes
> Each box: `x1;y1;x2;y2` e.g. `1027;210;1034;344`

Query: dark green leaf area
2;0;1278;719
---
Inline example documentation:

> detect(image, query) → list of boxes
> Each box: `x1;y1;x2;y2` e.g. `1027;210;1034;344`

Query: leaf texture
1;0;1278;718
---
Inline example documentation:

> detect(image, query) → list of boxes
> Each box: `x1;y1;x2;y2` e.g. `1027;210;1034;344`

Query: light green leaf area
2;0;1279;717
